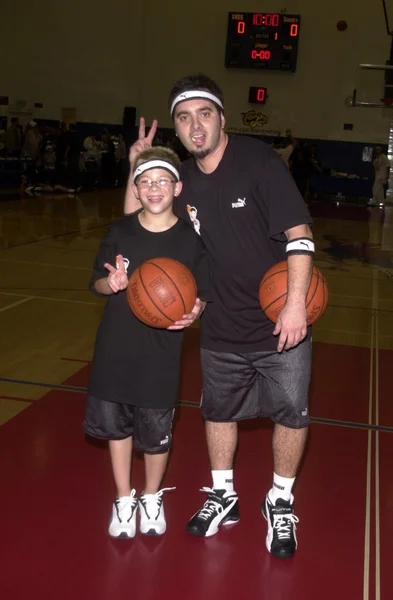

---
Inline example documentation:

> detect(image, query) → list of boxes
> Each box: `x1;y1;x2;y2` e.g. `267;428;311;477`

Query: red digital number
290;23;299;36
266;14;279;26
237;21;245;34
257;89;265;102
252;13;279;27
251;50;271;60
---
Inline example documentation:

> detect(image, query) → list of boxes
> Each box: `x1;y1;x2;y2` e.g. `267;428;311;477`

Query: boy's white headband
133;160;180;182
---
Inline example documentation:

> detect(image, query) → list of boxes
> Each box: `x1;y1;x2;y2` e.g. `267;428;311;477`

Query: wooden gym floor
0;190;392;600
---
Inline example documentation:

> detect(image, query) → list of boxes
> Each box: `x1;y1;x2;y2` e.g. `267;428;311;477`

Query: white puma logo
232;198;246;208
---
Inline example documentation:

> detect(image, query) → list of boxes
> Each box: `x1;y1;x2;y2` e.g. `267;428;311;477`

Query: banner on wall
227;110;280;137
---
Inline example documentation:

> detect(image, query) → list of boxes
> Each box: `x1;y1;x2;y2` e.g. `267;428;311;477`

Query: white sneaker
139;488;175;536
108;490;138;539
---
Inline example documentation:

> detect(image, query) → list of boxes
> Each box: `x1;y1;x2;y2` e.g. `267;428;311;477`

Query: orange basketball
127;257;197;328
259;261;328;324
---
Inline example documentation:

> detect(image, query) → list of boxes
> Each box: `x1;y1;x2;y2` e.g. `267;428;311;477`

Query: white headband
170;90;224;115
133;160;180;183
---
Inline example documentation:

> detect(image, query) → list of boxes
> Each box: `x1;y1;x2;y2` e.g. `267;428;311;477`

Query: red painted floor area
2;330;393;598
378;349;393;428
379;432;393;597
0;388;367;600
310;342;371;424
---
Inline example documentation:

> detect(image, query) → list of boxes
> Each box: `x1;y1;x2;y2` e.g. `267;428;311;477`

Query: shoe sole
141;528;165;536
109;530;136;539
187;515;240;538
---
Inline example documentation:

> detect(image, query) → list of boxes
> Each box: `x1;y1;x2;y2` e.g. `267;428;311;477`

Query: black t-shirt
88;212;210;408
174;134;312;353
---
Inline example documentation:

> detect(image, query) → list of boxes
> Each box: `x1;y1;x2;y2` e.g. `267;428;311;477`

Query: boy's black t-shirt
88;212;210;408
174;134;312;353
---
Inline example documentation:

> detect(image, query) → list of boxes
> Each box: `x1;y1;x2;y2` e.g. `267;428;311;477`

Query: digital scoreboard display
225;12;301;72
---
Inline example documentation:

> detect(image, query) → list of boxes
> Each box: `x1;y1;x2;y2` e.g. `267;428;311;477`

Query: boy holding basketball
84;147;209;539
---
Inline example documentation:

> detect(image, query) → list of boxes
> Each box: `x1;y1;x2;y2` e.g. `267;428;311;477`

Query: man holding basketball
125;74;313;558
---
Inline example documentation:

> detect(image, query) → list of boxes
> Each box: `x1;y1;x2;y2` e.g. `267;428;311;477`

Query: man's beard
189;146;212;159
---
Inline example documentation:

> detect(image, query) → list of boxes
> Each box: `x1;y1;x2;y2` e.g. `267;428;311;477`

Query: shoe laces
140;487;175;520
273;512;299;540
197;487;228;521
115;490;137;521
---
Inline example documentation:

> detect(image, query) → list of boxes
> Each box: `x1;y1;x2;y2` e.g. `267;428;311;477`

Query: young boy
84;147;210;538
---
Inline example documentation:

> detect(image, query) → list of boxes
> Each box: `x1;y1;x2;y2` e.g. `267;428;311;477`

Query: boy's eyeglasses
136;178;177;189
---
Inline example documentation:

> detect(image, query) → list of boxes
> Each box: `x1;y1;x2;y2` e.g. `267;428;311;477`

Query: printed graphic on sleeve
187;205;201;235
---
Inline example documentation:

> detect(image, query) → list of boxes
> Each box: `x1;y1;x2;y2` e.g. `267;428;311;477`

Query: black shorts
84;396;175;454
200;339;311;429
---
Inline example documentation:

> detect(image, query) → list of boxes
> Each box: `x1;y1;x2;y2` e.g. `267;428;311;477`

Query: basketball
127;257;197;328
259;261;328;325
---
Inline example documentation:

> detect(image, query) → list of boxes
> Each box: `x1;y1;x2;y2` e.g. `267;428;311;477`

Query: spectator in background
291;141;311;201
55;122;68;175
101;132;116;187
0;126;5;155
115;134;127;186
22;121;40;160
43;144;56;170
5;117;22;156
63;123;83;190
308;145;324;175
370;146;390;206
272;129;297;168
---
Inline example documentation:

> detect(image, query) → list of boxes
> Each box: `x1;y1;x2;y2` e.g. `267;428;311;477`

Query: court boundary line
374;277;381;600
0;258;92;271
363;303;374;600
0;297;33;313
1;376;393;433
0;222;112;251
0;292;102;307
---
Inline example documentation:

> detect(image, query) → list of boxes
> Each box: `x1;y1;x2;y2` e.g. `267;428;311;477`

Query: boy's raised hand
105;255;128;293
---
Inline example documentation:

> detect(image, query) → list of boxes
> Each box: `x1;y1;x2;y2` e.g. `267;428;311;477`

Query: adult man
125;75;313;559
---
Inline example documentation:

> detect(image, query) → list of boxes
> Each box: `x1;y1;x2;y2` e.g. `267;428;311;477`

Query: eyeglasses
136;178;177;189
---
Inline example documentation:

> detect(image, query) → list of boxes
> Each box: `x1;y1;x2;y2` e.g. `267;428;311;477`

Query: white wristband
286;238;315;255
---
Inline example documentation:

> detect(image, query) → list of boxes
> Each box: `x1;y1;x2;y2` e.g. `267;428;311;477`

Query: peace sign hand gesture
129;117;158;167
104;255;128;293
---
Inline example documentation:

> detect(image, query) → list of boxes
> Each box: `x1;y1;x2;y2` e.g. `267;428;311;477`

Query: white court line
374;289;380;600
363;310;374;600
0;296;33;313
0;291;102;307
0;258;91;271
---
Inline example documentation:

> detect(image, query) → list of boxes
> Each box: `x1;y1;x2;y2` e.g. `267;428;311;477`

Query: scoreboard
225;12;301;72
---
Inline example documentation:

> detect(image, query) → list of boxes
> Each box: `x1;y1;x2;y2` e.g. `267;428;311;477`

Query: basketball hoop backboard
382;0;393;35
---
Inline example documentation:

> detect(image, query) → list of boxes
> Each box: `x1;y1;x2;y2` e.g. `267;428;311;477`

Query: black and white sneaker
139;487;175;536
186;487;240;537
108;490;138;539
262;495;299;558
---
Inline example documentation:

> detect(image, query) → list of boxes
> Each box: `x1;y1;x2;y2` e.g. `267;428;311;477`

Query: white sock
212;470;234;492
269;473;295;504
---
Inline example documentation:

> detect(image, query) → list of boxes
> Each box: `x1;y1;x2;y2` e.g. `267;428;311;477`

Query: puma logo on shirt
232;198;246;208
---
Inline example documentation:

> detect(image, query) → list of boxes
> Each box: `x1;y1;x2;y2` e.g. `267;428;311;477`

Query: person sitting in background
20;157;82;196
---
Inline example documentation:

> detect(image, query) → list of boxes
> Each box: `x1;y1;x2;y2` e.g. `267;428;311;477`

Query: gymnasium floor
0;190;392;600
